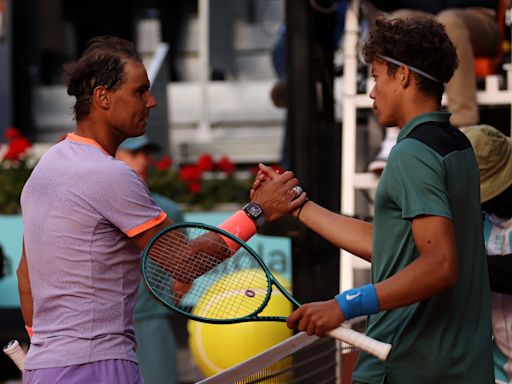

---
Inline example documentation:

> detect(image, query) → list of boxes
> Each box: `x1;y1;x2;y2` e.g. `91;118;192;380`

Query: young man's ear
398;65;411;87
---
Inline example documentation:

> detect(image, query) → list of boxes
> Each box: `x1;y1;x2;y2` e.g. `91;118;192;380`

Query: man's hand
250;163;307;222
287;299;345;336
172;280;192;303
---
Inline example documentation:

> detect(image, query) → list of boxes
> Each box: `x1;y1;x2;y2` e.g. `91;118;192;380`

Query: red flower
188;181;202;194
217;156;235;174
197;154;214;172
4;127;21;141
155;155;172;171
179;165;202;182
3;137;32;162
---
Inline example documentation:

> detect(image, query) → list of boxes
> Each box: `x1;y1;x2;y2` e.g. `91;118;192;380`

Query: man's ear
398;65;411;87
93;86;110;109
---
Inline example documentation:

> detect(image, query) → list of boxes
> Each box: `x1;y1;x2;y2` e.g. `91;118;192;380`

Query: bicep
411;215;458;285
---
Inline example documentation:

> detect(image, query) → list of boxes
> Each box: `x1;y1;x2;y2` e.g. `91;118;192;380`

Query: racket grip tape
327;326;391;362
3;340;26;371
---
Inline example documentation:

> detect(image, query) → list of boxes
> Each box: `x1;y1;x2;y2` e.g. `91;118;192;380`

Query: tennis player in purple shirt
17;36;306;383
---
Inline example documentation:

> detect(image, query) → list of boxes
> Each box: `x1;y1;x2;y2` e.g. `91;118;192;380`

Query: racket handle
327;325;391;362
3;340;26;371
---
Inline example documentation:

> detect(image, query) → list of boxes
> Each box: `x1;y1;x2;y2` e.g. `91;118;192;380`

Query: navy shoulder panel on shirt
405;121;472;157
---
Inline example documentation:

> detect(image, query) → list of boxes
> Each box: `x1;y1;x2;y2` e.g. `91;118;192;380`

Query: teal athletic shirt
352;112;494;384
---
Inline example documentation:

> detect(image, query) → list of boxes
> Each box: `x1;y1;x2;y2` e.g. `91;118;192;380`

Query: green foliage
0;128;33;214
0;161;33;214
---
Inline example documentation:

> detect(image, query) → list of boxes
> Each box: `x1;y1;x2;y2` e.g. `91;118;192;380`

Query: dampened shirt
20;133;167;369
352;112;494;384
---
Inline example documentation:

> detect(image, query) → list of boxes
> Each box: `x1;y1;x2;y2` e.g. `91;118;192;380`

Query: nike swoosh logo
346;292;361;301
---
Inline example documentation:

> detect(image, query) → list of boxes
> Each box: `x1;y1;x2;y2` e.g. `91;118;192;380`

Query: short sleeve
385;139;452;220
85;160;166;237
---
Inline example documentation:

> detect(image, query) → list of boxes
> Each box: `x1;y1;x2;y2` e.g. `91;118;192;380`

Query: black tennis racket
141;222;391;361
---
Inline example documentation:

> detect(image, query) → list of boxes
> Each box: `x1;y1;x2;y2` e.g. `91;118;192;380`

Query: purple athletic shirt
20;133;167;370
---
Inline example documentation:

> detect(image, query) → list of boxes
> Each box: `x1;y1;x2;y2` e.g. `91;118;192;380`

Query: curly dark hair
362;17;458;101
63;36;142;121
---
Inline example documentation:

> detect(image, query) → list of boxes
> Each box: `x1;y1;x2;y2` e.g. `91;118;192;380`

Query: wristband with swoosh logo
335;284;380;320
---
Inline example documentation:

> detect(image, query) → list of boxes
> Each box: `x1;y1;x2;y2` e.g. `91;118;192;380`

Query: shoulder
404;122;471;157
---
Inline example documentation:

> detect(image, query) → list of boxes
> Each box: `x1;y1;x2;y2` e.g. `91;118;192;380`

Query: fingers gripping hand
251;164;308;221
287;299;345;337
249;170;269;199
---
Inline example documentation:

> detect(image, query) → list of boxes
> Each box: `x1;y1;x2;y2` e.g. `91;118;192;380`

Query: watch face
245;203;262;218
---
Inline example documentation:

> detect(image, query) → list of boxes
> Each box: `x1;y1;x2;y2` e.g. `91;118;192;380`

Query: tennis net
196;331;345;384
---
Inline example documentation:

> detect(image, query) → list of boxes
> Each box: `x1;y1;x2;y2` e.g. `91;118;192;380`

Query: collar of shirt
397;111;451;143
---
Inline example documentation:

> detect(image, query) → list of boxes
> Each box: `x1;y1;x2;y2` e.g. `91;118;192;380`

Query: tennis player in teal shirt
255;17;494;383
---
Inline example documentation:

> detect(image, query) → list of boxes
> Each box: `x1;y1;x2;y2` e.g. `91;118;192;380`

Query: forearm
17;243;33;327
297;200;373;261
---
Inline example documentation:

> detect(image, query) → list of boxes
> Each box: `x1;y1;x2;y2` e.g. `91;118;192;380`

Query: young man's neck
397;97;441;129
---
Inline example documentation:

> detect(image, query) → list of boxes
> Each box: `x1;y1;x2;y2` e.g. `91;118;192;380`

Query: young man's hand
287;299;345;337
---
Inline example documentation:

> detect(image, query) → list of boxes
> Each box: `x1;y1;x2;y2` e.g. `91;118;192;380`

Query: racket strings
148;230;229;283
144;226;272;320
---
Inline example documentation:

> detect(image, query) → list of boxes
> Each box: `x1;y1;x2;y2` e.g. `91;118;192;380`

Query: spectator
116;135;183;384
270;0;348;168
464;125;512;384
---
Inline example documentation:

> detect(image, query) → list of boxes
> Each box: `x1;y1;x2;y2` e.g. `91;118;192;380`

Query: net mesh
196;333;344;384
143;224;272;321
234;337;337;384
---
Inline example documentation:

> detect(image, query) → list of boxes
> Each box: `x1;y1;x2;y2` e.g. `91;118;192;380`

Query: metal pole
340;0;360;292
197;0;212;141
0;0;12;140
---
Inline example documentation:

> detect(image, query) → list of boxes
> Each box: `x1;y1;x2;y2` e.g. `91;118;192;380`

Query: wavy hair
362;17;458;101
63;36;142;121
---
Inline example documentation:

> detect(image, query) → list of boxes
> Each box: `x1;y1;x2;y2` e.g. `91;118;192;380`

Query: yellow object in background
188;271;294;378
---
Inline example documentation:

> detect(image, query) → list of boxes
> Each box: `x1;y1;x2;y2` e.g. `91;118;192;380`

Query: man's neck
397;97;441;129
75;121;123;156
